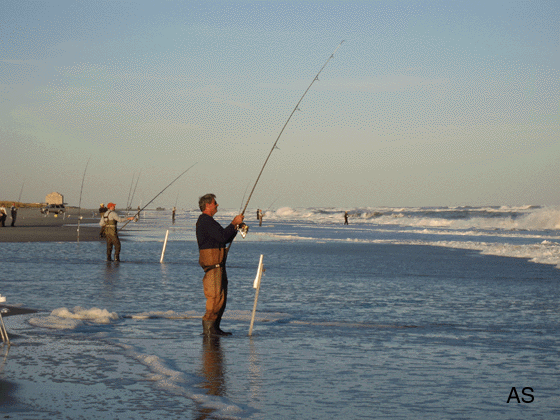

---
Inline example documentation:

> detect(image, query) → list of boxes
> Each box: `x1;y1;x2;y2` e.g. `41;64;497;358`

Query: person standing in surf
196;194;244;336
99;203;134;262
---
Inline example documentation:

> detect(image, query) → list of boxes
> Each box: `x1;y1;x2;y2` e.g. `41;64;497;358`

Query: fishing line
239;182;251;213
118;162;197;232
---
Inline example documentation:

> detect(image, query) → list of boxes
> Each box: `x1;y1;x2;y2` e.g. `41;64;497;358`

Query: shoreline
0;208;104;243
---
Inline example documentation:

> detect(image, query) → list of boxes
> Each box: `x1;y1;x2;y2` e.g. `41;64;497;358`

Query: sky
1;0;559;210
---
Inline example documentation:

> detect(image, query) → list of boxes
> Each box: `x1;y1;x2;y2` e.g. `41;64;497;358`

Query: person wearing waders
99;203;134;261
196;194;244;336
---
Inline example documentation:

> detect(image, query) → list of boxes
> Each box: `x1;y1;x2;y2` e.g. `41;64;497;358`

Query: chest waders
199;248;231;336
104;211;121;261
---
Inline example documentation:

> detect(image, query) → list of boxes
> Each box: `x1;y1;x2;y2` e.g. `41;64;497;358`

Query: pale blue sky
1;0;559;209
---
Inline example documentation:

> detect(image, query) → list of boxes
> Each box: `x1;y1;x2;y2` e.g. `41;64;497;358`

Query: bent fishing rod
230;40;344;245
118;162;197;232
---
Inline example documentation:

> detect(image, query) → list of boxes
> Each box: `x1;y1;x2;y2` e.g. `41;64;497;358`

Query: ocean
1;205;559;419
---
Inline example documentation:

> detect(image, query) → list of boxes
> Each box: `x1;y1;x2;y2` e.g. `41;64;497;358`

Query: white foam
221;204;560;232
129;310;200;319
402;239;560;268
117;343;245;419
28;306;119;330
28;315;83;330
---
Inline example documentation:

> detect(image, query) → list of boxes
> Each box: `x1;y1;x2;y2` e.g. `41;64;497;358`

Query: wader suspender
104;211;117;228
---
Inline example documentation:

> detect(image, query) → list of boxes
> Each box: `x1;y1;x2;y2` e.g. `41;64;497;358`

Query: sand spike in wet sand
0;295;9;345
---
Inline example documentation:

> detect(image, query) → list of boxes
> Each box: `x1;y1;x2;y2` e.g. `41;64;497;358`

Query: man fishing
196;194;244;336
100;203;134;262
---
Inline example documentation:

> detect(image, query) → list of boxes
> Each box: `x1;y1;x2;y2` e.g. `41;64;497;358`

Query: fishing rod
129;169;142;213
125;172;136;216
232;40;344;242
242;41;343;217
118;162;197;232
264;197;279;215
76;157;91;243
239;182;250;213
17;181;24;203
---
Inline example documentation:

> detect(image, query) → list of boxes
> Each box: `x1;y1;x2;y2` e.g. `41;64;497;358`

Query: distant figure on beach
257;209;263;227
135;205;141;221
172;206;176;224
99;203;134;262
196;193;244;336
98;203;108;216
0;205;6;227
10;203;17;226
344;211;349;225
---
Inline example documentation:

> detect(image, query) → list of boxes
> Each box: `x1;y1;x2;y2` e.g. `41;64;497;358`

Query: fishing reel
237;222;249;238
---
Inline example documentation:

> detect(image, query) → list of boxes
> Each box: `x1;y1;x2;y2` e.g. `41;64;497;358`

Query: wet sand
0;208;102;242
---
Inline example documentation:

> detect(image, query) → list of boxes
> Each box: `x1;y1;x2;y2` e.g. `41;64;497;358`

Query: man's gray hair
198;193;216;212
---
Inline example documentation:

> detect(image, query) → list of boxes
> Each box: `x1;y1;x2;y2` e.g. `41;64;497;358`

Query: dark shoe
216;328;232;336
215;319;232;336
107;257;113;262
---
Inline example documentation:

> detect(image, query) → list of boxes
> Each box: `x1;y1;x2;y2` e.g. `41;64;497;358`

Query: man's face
206;199;218;216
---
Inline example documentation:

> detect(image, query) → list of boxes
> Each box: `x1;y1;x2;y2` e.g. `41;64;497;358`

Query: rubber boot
202;320;218;336
215;319;232;336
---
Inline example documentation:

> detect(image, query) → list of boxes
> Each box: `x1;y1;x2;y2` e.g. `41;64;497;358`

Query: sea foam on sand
28;306;118;329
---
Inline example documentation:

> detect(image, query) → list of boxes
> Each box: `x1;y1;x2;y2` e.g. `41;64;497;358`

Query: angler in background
257;209;263;227
172;206;176;224
98;203;108;216
344;211;349;225
0;205;7;227
196;194;244;336
10;203;17;227
100;203;134;262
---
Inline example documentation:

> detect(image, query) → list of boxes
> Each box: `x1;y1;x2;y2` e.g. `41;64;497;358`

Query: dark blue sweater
196;213;237;250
